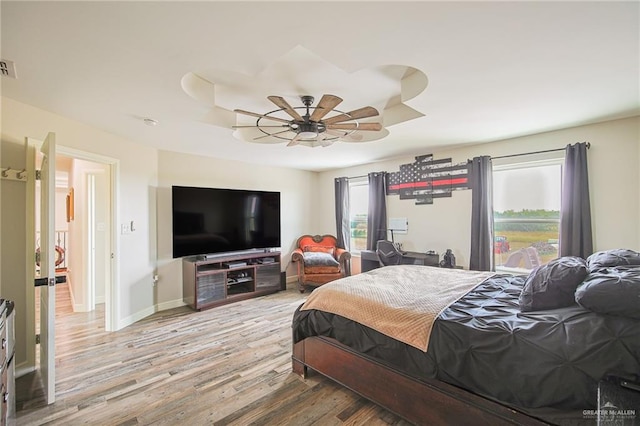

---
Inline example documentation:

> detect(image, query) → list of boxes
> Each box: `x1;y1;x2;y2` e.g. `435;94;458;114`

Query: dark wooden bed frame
292;337;550;425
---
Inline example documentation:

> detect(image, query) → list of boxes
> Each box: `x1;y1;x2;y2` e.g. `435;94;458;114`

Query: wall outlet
121;223;131;234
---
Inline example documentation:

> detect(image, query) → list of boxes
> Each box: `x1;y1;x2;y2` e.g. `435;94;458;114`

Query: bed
291;250;640;425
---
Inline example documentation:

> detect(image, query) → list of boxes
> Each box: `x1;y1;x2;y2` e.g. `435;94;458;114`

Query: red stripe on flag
433;177;468;186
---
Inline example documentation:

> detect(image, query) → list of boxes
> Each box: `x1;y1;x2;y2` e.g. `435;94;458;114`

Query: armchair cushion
303;252;340;274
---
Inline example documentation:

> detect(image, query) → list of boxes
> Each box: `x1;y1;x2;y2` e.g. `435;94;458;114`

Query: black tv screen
172;186;281;258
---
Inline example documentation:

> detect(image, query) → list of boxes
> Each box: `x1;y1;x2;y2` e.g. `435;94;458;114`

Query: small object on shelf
223;261;247;268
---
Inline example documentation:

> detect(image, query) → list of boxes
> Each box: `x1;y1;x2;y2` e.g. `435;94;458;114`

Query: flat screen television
172;186;281;258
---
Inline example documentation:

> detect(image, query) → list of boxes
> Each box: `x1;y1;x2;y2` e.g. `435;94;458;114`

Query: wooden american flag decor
386;154;470;205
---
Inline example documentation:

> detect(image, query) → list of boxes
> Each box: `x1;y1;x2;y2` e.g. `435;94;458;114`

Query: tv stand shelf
182;251;282;311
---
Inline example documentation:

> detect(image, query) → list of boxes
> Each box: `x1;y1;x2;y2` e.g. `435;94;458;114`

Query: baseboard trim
117;298;186;330
15;362;36;379
117;305;156;330
156;298;186;312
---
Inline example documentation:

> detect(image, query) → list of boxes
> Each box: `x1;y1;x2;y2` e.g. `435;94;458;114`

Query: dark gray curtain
334;177;350;250
366;172;388;251
559;142;593;258
469;156;494;271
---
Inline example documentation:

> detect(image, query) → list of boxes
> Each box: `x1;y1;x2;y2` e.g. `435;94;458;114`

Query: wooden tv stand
182;251;281;310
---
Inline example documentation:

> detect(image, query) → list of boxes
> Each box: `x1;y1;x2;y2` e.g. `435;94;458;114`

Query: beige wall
1;96;320;374
317;116;640;267
155;150;317;309
0;140;28;370
2;92;637;376
1;96;159;371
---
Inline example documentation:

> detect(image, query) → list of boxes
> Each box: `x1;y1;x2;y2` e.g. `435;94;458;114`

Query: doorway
33;148;117;337
52;154;111;317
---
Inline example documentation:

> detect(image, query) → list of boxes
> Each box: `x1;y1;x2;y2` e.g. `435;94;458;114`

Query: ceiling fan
233;94;383;147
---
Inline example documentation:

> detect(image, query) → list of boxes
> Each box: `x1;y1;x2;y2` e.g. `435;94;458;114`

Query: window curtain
366;172;388;251
469;156;494;271
559;142;593;258
334;177;350;250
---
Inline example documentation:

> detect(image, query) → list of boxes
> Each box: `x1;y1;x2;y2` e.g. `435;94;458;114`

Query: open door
38;132;56;404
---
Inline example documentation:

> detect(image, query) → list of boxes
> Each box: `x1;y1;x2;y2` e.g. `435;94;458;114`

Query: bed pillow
575;266;640;319
519;256;588;312
586;249;640;273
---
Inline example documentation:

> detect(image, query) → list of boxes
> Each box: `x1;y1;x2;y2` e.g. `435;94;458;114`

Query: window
349;178;369;252
493;159;563;271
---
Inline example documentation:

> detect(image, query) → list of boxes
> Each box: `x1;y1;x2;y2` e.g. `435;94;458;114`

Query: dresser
0;299;15;426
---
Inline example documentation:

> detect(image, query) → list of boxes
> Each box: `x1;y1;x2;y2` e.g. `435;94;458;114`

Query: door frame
25;142;120;372
57;146;120;332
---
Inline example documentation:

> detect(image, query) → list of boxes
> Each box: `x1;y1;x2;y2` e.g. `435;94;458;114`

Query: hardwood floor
16;285;411;425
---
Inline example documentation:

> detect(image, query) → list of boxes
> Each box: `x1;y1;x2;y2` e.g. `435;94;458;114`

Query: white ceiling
2;1;639;171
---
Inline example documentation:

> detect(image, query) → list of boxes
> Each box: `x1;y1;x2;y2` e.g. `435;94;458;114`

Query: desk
401;251;440;267
360;250;440;272
360;250;382;273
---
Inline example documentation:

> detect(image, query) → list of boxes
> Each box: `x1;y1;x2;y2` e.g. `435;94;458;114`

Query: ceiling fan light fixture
298;131;318;139
298;122;318;139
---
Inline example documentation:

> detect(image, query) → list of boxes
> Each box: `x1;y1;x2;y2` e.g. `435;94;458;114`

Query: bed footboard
292;337;548;426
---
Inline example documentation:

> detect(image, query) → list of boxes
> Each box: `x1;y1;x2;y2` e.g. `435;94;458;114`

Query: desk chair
376;240;403;266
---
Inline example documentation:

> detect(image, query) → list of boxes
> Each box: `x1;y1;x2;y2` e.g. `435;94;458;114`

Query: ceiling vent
0;60;17;78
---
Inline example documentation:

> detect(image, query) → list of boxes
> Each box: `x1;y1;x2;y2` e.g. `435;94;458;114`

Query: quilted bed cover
292;272;640;416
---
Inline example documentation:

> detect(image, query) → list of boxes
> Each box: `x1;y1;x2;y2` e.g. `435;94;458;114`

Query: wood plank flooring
16;284;411;425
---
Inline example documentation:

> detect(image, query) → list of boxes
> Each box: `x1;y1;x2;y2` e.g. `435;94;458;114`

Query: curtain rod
491;142;590;161
342;142;591;177
340;172;385;180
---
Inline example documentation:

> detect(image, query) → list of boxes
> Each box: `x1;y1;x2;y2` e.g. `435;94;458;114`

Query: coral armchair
291;234;351;293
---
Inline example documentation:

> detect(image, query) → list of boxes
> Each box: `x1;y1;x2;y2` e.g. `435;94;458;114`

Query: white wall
0;140;28;370
3;92;637;374
68;158;109;311
1;95;320;372
155;150;317;309
317;116;640;267
1;96;159;370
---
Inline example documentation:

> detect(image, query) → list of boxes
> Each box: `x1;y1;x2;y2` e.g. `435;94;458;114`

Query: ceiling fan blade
326;122;383;131
325;129;347;137
309;94;343;122
287;133;303;147
267;96;304;121
234;109;291;124
324;129;362;142
253;129;292;140
322;106;379;125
